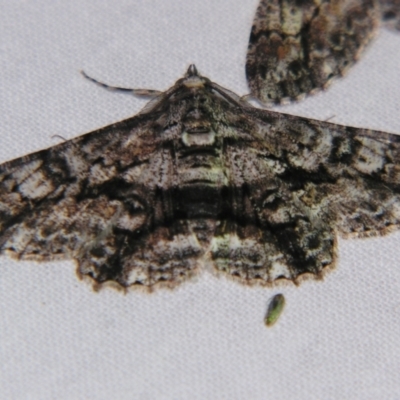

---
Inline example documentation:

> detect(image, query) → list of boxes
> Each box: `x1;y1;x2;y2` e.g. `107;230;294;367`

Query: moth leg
239;93;275;109
238;93;263;107
80;70;162;98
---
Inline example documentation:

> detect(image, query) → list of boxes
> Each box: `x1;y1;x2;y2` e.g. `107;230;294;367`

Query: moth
1;65;400;291
246;0;400;105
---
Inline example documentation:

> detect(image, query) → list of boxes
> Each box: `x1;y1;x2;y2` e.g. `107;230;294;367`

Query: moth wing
380;0;400;30
210;140;337;285
212;107;400;285
0;115;203;289
246;0;380;104
250;108;400;238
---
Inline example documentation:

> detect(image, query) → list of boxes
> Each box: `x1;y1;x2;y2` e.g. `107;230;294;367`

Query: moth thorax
182;129;216;147
182;109;214;146
182;76;205;88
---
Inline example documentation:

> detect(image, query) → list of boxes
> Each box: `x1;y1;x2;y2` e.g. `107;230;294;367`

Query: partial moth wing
380;0;400;30
211;104;400;285
247;107;400;238
246;0;380;104
0;98;204;289
209;111;338;284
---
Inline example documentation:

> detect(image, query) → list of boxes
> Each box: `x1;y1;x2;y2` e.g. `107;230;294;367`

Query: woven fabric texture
1;1;400;399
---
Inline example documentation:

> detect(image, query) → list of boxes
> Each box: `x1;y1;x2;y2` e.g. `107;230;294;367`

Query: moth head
175;64;211;89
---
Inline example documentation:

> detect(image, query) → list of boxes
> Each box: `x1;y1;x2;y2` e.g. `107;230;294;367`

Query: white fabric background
1;1;400;399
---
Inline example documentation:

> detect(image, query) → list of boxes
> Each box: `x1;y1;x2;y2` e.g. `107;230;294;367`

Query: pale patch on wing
18;170;55;200
6;159;43;185
268;261;292;281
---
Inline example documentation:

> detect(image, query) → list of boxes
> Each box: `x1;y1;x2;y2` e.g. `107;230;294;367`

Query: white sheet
1;1;400;398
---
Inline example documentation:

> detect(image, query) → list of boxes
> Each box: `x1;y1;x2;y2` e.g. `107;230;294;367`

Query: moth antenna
51;134;68;142
80;70;162;98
